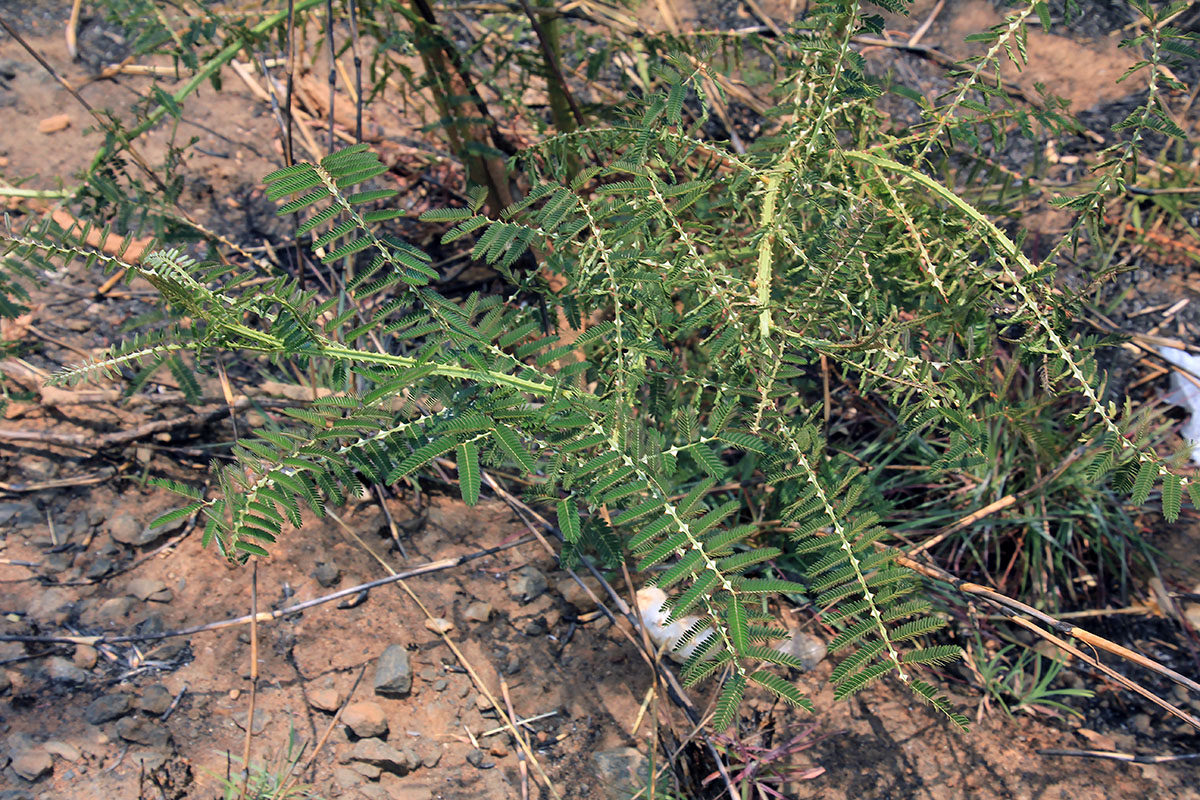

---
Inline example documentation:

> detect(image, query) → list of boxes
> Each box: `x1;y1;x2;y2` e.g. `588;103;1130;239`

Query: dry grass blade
1038;748;1200;764
895;552;1200;729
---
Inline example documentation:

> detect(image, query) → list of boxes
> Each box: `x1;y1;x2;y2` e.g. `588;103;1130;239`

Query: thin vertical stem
284;0;297;168
517;0;585;129
238;560;260;800
325;0;336;154
348;0;363;143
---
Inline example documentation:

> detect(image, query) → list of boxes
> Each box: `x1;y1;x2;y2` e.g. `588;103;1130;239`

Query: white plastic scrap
636;586;713;663
1158;345;1200;465
635;586;826;670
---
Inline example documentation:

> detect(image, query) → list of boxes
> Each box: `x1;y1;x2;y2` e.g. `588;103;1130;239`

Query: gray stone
0;790;35;800
96;596;136;622
107;514;145;546
465;748;485;768
433;679;447;692
331;766;363;789
40;551;74;574
137;685;173;716
373;645;412;697
591;748;650;800
313;562;340;587
463;601;492;623
309;687;341;712
128;749;169;771
69;511;91;539
27;588;73;625
21;456;56;481
46;657;89;684
85;693;132;724
0;502;37;527
556;576;602;610
342;702;388;739
147;639;187;661
349;738;409;773
140;515;187;545
232;709;272;734
507;565;548;603
84;557;115;580
136;613;165;637
115;716;169;747
351;761;381;779
42;741;80;762
126;578;167;601
10;748;51;782
386;783;434;800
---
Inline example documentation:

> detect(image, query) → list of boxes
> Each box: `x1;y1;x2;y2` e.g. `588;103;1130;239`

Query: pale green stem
843;151;1035;275
756;171;782;340
0;187;73;199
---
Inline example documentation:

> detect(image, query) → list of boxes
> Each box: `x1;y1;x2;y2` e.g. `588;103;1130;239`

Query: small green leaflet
557;498;581;543
727;594;748;652
457;442;481;505
748;670;813;711
492;426;537;474
711;673;747;730
689;444;726;478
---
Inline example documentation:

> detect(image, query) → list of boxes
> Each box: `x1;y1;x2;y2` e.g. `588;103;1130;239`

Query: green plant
971;635;1094;719
4;0;1198;738
206;726;321;800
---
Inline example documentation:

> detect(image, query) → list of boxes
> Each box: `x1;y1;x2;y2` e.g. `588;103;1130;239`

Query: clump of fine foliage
3;0;1197;734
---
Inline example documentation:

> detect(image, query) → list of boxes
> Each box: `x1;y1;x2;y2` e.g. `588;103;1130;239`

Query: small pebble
11;747;52;781
73;645;98;670
85;693;132;725
232;708;272;735
463;601;492;623
309;687;341;712
138;685;173;716
313;562;340;587
342;702;389;739
507;565;548;602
